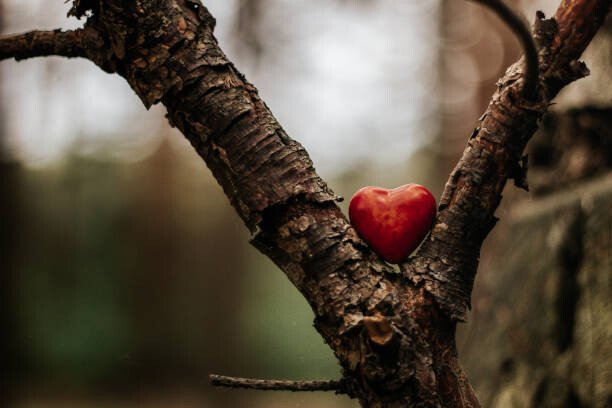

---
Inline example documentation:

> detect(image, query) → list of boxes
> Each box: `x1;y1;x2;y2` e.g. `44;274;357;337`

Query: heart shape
348;184;437;264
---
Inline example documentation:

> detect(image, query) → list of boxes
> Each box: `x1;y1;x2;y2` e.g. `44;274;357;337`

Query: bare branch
470;0;539;99
408;0;611;320
1;0;607;405
209;374;346;393
551;0;612;73
0;28;112;71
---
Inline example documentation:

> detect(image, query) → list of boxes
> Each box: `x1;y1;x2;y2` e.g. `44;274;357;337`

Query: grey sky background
2;0;439;177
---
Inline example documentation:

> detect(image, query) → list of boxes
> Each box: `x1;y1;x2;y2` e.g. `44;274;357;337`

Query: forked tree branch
0;0;608;406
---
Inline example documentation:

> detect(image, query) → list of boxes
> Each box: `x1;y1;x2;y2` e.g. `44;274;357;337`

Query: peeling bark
0;0;609;406
406;3;610;321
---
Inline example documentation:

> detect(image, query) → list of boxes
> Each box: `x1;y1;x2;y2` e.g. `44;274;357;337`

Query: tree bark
0;0;609;406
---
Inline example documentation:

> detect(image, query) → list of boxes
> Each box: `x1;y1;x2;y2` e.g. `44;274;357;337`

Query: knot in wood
362;312;394;347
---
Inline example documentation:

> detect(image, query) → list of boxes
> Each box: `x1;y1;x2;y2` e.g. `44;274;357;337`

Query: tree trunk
0;0;609;406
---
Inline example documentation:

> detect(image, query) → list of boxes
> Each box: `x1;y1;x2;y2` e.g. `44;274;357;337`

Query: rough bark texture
406;2;610;322
0;0;609;406
0;27;111;70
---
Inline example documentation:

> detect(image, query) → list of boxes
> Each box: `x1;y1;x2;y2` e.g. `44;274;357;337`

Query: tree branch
407;0;610;320
469;0;539;98
0;28;114;72
551;0;612;74
1;0;608;406
209;374;346;393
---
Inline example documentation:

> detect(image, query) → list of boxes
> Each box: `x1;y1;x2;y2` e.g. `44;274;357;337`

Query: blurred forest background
1;1;610;407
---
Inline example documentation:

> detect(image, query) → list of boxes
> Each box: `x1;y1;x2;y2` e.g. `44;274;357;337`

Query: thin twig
209;374;347;393
470;0;539;99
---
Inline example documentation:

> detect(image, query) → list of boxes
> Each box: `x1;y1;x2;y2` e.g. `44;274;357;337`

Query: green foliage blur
2;126;442;406
2;141;372;407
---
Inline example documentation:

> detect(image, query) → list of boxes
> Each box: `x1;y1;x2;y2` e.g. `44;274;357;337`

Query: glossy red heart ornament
349;184;436;264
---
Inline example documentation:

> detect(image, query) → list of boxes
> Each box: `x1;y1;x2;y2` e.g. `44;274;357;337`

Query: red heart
348;184;437;264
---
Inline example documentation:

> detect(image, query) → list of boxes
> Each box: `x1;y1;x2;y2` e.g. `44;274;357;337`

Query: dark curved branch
0;28;114;72
209;374;346;393
470;0;539;99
